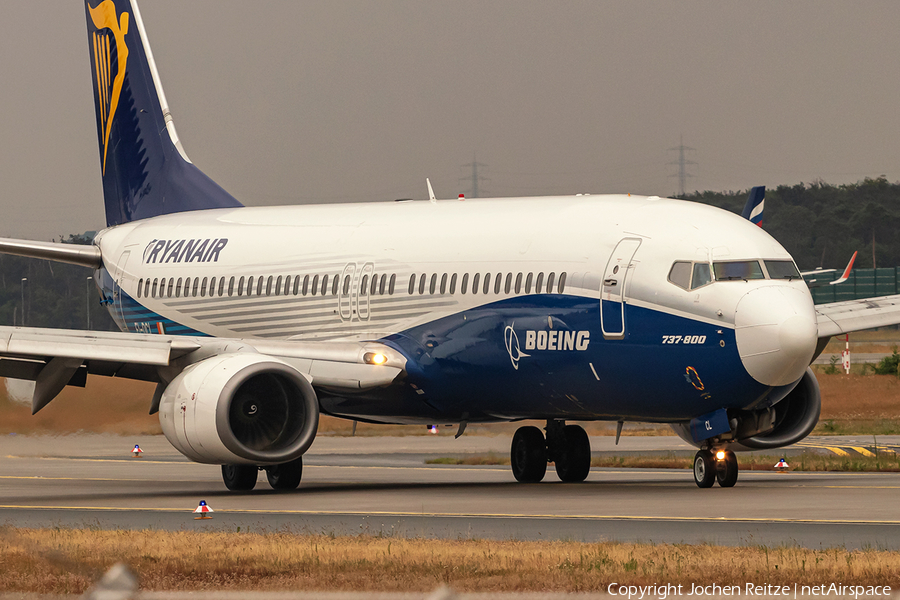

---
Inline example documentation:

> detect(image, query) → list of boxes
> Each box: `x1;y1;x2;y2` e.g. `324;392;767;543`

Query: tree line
685;176;900;270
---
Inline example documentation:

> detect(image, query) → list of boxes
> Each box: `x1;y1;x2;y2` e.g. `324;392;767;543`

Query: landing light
364;352;387;365
715;450;726;461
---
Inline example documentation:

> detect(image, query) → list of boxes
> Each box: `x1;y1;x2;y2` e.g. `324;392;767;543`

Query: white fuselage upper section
95;194;812;376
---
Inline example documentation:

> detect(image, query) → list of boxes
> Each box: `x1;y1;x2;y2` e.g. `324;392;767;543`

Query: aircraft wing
0;326;406;414
816;294;900;337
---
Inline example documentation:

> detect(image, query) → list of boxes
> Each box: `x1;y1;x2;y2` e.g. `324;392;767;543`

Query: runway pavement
1;433;899;550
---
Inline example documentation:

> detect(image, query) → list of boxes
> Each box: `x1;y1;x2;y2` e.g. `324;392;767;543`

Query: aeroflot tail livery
1;0;898;490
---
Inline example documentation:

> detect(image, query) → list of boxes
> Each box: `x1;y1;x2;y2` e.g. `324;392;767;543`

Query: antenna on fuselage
426;178;436;204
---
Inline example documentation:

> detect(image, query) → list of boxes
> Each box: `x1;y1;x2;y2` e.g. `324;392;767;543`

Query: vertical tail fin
85;0;242;227
740;186;765;227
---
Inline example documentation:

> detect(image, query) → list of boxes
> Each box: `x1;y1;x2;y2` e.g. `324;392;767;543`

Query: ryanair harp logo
88;1;130;175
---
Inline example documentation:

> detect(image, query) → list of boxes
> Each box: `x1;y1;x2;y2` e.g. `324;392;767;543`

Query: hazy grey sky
2;1;900;240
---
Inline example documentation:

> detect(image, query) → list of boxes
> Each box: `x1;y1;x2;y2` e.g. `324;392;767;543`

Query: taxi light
364;352;387;365
715;450;726;461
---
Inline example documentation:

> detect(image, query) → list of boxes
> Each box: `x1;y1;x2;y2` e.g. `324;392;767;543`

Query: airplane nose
734;286;818;386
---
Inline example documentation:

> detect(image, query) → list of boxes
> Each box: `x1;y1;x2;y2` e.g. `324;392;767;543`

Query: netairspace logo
606;582;892;599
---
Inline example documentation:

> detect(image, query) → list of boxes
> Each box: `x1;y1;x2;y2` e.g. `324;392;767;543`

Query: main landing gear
221;456;304;491
511;420;592;483
693;448;738;488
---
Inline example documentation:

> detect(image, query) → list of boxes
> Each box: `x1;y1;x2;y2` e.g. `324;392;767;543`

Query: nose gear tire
693;450;716;488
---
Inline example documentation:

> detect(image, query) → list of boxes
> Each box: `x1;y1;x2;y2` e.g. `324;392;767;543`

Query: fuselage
93;194;818;424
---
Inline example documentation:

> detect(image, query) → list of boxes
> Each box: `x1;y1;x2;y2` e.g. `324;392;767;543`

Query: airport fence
810;267;900;304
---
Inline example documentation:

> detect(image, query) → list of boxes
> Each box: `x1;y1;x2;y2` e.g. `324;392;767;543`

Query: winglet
427;178;436;203
829;251;858;285
740;186;765;227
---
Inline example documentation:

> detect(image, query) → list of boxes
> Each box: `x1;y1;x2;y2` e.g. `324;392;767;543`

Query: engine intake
159;353;319;465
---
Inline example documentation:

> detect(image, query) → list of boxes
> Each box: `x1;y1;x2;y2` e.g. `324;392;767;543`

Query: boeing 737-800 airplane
0;0;897;490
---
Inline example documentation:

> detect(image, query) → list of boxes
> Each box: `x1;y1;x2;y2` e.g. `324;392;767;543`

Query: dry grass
0;527;897;593
1;369;899;437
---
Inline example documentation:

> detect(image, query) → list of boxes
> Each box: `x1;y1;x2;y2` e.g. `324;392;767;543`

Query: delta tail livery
1;0;898;490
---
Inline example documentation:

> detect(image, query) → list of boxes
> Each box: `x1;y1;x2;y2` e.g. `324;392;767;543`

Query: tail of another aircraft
740;186;765;227
85;0;242;227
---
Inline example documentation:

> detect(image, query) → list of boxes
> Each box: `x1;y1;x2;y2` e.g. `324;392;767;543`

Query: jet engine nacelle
733;367;821;450
159;353;319;465
670;368;821;451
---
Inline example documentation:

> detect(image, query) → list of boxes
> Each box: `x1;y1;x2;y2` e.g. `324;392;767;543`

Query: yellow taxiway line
0;503;898;526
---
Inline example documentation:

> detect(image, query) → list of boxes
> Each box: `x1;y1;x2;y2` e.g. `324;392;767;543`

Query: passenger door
600;238;641;339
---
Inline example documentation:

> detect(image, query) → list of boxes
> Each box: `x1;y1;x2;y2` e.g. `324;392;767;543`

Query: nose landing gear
693;448;738;488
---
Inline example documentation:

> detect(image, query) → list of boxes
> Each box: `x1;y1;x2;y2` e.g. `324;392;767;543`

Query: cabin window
494;273;503;295
145;279;151;298
291;275;299;295
524;273;533;293
764;260;801;280
228;277;235;296
546;272;556;293
430;274;437;295
408;274;416;295
210;277;217;297
440;274;447;294
343;275;351;295
166;278;174;298
174;277;182;298
388;274;396;295
379;274;386;295
504;273;512;294
257;276;264;296
137;279;143;298
332;274;340;295
218;277;226;296
360;274;369;295
668;261;692;290
264;276;272;296
199;277;207;297
419;274;427;295
558;272;567;293
483;273;491;295
274;276;282;296
151;279;158;298
246;276;254;296
237;276;245;296
323;275;330;296
184;277;192;297
535;272;544;293
514;273;522;294
449;273;457;294
192;278;200;297
370;274;378;295
301;275;309;295
713;260;764;281
461;273;469;294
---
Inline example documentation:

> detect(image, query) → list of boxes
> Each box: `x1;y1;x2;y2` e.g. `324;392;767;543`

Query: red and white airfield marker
131;445;143;457
774;458;790;472
193;500;214;520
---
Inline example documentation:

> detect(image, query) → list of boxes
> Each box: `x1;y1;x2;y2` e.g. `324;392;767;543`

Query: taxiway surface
0;434;898;550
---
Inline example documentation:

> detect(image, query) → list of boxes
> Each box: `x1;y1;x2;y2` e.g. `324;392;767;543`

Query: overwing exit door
600;238;641;339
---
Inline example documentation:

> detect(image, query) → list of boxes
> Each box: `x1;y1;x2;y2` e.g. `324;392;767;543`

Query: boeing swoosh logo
504;323;530;370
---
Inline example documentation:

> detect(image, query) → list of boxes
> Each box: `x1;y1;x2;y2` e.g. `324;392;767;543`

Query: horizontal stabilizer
0;237;102;268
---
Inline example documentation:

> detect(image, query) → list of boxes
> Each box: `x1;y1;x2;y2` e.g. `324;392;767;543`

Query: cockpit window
691;263;712;289
668;262;692;290
668;261;713;291
765;260;801;280
713;260;764;281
